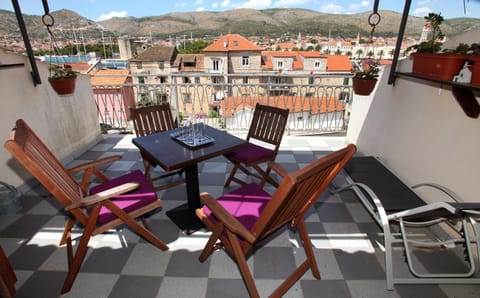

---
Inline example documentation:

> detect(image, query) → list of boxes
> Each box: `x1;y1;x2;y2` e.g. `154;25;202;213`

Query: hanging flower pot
351;59;380;96
352;77;377;96
48;64;77;95
48;76;76;95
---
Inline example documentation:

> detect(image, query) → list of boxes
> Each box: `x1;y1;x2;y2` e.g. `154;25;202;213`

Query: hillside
1;8;479;41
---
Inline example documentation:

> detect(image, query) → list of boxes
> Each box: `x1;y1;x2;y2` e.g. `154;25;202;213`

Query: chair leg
269;220;320;298
61;204;101;294
60;216;75;246
199;223;225;262
298;220;320;279
103;200;169;251
256;165;278;188
224;163;240;187
226;230;260;298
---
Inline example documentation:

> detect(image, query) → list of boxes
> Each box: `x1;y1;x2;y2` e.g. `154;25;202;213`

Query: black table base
166;203;205;235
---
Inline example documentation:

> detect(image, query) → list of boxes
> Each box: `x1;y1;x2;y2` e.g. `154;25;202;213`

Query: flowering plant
352;60;380;80
48;64;76;80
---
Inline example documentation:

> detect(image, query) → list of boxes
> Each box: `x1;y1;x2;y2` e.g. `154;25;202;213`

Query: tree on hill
178;40;212;54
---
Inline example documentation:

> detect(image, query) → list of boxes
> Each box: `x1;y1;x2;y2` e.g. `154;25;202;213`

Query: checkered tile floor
1;133;479;297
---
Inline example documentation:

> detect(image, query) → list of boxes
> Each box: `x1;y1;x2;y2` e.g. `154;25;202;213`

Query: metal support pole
11;0;42;85
388;0;412;85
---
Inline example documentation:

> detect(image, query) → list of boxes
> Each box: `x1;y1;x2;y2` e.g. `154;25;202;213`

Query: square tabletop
132;125;247;171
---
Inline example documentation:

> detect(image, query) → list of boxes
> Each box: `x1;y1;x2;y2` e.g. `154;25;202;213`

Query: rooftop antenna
101;30;107;59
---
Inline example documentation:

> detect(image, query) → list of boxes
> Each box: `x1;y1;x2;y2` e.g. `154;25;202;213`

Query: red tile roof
90;69;131;86
220;95;345;117
203;34;262;52
67;62;91;74
325;55;352;72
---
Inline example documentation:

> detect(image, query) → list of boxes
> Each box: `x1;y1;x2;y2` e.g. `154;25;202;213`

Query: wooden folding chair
197;144;356;297
131;103;185;190
224;103;289;188
4;119;169;294
0;245;16;298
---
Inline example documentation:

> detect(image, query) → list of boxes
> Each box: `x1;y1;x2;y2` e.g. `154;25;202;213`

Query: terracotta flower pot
411;53;469;81
352;77;377;96
48;76;76;95
470;56;480;87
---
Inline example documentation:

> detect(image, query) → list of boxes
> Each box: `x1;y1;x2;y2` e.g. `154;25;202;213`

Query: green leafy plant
442;43;476;54
49;64;76;80
352;60;380;80
407;12;445;54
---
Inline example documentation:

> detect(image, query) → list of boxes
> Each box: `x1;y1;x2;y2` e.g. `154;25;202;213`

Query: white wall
0;49;102;190
346;57;480;203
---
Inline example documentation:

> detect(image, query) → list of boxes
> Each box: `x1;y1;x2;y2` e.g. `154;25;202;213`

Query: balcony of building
0;25;479;296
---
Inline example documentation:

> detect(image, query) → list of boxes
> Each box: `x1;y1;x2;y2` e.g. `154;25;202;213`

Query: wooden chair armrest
65;182;139;211
200;193;256;243
267;161;288;178
68;155;122;174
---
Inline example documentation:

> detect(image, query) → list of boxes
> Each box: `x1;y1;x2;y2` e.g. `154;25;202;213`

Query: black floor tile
109;275;163;298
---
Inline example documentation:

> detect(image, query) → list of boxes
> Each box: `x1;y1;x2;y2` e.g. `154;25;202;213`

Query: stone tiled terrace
1;133;479;298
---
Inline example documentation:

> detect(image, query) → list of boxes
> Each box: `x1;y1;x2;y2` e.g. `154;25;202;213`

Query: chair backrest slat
4;119;88;223
247;103;289;152
248;144;356;245
131;104;175;137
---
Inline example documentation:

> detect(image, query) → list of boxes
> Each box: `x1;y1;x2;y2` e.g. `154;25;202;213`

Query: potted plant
351;59;380;96
408;13;469;81
48;64;77;95
468;43;480;86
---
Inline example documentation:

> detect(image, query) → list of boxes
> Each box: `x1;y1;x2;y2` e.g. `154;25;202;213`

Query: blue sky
2;0;479;21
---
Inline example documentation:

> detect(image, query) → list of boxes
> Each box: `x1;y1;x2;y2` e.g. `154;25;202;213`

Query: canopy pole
388;0;412;85
11;0;42;85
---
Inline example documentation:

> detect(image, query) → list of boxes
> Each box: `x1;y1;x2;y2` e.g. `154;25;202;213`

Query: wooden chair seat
131;104;185;190
224;103;289;188
4;119;169;294
197;144;356;297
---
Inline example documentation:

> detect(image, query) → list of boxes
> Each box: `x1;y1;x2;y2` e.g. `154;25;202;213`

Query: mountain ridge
1;8;479;42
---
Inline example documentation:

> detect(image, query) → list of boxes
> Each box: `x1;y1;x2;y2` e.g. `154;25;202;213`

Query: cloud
418;0;431;5
195;0;204;5
274;0;310;6
175;2;188;7
413;6;431;17
97;11;128;21
320;4;342;14
320;1;370;14
221;0;230;7
348;0;370;10
233;0;272;9
196;6;205;11
212;2;219;8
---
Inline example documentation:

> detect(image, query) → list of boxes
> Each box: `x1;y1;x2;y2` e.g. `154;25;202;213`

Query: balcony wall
0;49;101;190
347;58;479;203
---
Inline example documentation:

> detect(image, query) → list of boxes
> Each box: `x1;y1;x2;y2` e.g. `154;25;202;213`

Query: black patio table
132;125;247;233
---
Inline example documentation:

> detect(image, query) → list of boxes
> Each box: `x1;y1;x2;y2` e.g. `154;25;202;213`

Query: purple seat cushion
225;143;276;165
203;183;272;231
90;170;157;224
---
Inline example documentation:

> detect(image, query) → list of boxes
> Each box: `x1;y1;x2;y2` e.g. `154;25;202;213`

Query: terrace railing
91;73;353;135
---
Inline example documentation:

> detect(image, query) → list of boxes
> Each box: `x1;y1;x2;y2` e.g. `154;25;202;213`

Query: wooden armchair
131;103;185;190
197;144;356;297
224;103;289;188
4;119;169;294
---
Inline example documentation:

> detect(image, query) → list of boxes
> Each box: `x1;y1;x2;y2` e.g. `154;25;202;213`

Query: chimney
223;39;227;48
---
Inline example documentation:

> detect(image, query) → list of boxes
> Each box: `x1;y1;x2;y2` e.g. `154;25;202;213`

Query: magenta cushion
203;183;272;231
90;170;157;224
224;143;276;165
